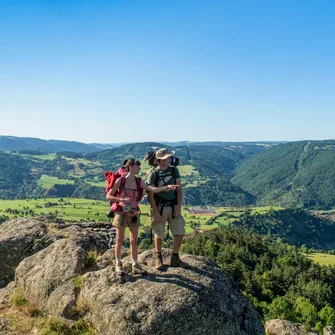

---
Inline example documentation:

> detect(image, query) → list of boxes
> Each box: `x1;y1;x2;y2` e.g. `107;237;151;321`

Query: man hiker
146;148;186;270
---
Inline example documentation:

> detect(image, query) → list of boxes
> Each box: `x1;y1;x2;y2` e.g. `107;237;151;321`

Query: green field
308;253;335;266
1;199;284;239
86;181;106;187
24;154;56;160
178;165;198;176
37;175;74;187
0;199;224;237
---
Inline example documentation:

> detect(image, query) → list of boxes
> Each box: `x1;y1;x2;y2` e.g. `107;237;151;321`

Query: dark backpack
153;167;178;207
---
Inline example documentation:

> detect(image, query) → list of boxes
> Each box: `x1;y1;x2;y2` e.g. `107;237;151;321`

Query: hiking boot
170;253;188;268
155;253;164;270
132;263;147;276
115;262;124;275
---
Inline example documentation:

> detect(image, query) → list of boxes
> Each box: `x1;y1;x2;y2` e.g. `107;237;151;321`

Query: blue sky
0;0;334;143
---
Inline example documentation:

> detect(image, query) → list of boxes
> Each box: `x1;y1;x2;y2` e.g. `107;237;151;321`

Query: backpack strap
171;167;178;206
135;177;143;202
154;168;160;187
119;177;126;195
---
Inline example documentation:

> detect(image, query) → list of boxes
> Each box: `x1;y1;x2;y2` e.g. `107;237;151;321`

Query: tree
294;297;318;329
266;296;295;321
319;305;335;327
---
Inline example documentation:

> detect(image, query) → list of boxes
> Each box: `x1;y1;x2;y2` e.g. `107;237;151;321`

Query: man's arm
146;172;162;221
141;180;179;193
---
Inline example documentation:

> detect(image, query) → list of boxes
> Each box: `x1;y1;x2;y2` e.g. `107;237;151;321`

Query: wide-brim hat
154;148;175;164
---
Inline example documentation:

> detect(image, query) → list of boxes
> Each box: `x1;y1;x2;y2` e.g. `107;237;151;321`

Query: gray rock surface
324;327;335;335
265;319;318;335
15;238;86;317
80;249;265;335
0;317;10;332
0;282;15;305
0;218;109;288
0;219;47;286
6;218;265;334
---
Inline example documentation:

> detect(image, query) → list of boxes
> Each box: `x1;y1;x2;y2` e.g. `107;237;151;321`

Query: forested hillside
182;226;335;332
0;142;267;205
185;179;256;206
2;139;335;209
232;208;335;250
233;140;335;208
0;152;34;198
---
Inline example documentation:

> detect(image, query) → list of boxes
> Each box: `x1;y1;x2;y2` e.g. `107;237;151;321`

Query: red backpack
104;166;127;196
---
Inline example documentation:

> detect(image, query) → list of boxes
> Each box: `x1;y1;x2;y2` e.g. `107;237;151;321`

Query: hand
173;206;181;218
122;197;131;203
167;184;180;191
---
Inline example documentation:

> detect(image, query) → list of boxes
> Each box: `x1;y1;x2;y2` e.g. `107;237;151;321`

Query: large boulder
15;238;86;317
265;319;318;335
0;282;15;305
80;250;265;335
8;218;264;334
0;317;10;333
324;327;335;335
0;218;47;286
0;218;109;288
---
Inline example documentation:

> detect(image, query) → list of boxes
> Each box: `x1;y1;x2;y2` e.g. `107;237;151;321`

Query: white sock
116;258;122;265
132;259;138;266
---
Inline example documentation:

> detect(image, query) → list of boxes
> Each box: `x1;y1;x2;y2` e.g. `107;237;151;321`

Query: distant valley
1;136;335;210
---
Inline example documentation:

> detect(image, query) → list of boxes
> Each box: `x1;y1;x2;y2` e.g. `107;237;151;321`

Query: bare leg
128;224;139;262
155;235;163;253
115;225;126;261
173;235;184;254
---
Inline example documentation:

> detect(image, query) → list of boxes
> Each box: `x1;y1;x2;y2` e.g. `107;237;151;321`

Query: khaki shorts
112;213;141;228
151;206;185;238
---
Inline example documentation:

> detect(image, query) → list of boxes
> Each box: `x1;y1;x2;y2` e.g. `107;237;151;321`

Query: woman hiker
106;159;179;276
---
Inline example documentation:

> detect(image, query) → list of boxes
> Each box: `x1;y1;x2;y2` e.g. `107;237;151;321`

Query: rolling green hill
0;141;268;205
4;139;335;209
0;135;113;153
233;140;335;208
233;208;335;250
0;152;34;198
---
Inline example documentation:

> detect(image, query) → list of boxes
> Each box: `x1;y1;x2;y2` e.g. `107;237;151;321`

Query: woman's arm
106;178;130;202
140;180;179;193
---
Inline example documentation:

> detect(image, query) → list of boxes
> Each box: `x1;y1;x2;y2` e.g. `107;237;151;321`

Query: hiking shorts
151;206;185;238
112;213;141;229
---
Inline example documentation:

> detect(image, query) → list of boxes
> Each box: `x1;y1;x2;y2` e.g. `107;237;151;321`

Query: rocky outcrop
0;281;15;305
2;218;265;334
0;317;10;333
265;319;318;335
324;327;335;335
0;218;109;288
0;218;47;286
80;250;265;335
15;238;86;317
